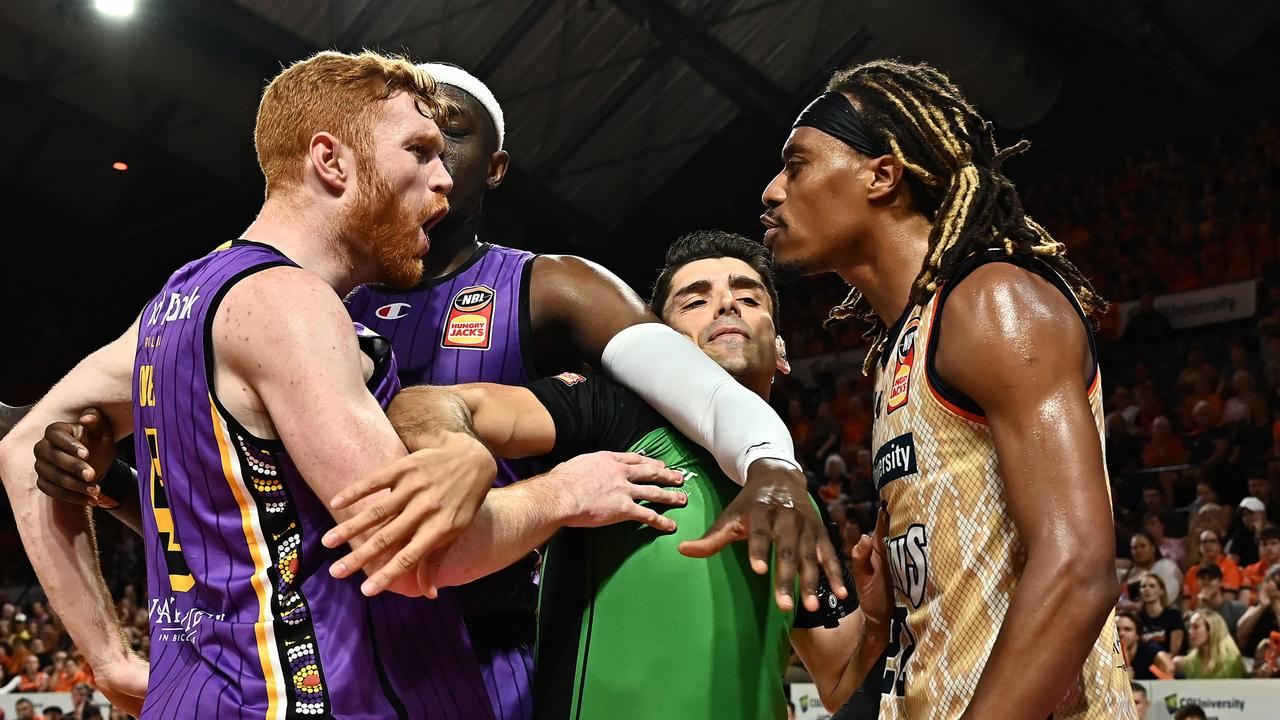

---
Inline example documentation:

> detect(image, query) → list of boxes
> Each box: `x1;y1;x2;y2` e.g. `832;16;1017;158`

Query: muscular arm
218;269;495;596
937;266;1118;720
0;320;144;701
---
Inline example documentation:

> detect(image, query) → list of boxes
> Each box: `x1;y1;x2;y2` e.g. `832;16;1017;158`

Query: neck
834;213;933;325
422;210;484;280
241;195;370;296
1143;599;1161;614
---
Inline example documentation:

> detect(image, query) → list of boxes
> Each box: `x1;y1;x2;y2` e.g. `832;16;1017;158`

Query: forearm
794;610;890;711
0;422;129;667
1237;604;1265;647
961;555;1115;720
602;323;798;483
388;386;474;448
434;475;566;587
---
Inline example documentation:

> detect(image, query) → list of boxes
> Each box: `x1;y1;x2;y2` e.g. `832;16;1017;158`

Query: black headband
792;92;884;157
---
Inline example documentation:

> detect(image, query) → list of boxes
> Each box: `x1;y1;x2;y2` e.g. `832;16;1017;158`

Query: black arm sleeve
97;458;139;506
793;500;859;629
525;371;661;459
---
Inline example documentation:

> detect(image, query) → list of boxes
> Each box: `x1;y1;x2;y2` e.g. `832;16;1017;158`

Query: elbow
1056;550;1120;621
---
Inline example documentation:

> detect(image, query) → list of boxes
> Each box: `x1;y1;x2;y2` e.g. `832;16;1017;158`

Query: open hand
678;459;848;612
323;431;496;597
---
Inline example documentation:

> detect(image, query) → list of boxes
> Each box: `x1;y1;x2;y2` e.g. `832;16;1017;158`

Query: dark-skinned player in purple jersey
23;63;850;720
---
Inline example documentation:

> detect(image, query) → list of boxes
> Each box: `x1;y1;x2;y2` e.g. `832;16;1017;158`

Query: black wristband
97;458;139;508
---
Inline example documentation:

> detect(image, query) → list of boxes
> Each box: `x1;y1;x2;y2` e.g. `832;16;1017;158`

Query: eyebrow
671;275;768;303
409;127;445;153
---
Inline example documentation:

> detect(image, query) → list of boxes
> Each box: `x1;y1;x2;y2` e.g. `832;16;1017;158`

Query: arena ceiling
1;0;1278;241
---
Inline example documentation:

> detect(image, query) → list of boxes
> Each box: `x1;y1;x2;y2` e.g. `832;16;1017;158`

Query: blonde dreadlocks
820;60;1105;373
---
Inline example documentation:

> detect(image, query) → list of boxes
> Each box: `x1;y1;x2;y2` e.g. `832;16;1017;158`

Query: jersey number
881;604;917;698
146;428;194;592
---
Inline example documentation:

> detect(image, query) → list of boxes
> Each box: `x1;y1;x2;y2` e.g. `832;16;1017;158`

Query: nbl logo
442;285;496;350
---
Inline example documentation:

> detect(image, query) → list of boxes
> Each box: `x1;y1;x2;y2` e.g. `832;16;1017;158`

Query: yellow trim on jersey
210;396;283;720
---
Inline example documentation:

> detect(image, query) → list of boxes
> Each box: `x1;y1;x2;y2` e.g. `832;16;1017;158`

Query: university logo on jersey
441;285;496;350
886;316;920;414
375;302;412;320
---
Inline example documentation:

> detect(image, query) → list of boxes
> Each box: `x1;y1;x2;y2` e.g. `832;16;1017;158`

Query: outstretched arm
323;383;685;594
0;320;147;715
937;265;1118;720
531;255;846;612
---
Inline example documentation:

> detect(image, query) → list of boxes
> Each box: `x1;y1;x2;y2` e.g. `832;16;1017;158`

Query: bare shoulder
214;266;355;367
936;262;1091;401
530;254;635;294
940;262;1081;333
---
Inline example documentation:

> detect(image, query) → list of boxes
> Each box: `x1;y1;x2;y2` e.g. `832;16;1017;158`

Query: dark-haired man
324;231;892;719
757;59;1133;718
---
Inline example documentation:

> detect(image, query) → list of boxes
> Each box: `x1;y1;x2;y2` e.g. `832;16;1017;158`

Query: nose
429;157;454;195
713;288;742;317
762;170;785;209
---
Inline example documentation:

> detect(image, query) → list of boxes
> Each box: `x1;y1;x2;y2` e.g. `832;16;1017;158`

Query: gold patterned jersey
870;253;1135;720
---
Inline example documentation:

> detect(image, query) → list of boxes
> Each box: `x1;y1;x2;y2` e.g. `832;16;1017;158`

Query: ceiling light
112;161;129;171
95;0;136;18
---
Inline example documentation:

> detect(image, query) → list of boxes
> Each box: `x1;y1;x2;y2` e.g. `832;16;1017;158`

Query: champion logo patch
886;316;920;414
441;285;495;350
554;372;586;386
375;302;412;320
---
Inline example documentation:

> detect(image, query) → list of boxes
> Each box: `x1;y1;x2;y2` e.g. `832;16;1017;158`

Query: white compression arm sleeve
602;323;801;484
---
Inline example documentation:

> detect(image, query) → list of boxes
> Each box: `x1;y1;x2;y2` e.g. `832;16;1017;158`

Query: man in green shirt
326;231;892;718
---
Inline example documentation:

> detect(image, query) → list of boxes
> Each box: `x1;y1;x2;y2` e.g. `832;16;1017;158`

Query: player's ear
864;153;905;202
775;336;791;375
309;132;349;193
487;150;510;189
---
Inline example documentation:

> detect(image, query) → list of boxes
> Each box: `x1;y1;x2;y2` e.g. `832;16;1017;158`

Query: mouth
418;206;449;255
709;326;750;342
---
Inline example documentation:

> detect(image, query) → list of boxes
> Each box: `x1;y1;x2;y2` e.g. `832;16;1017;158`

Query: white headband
419;63;505;150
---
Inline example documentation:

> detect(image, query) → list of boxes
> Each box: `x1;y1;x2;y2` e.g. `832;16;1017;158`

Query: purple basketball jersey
133;240;494;719
346;243;538;720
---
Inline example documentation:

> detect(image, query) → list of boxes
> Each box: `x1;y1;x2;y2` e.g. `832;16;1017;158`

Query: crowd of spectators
0;115;1276;716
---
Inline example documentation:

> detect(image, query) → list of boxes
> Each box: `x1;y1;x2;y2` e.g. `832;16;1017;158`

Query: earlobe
487;150;510;189
775;336;792;375
309;132;348;192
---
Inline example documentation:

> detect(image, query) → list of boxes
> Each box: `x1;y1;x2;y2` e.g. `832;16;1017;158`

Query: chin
380;256;424;289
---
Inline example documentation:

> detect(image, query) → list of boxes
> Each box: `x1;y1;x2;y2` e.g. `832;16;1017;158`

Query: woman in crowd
1117;611;1174;680
1136;572;1186;656
1174;609;1246;679
1119;531;1183;610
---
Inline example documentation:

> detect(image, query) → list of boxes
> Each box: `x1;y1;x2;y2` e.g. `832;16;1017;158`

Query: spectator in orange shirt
1183;529;1244;612
50;657;85;693
1241;525;1280;605
0;655;49;693
1143;416;1189;468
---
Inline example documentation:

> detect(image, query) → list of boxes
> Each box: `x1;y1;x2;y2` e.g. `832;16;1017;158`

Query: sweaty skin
762;103;1120;718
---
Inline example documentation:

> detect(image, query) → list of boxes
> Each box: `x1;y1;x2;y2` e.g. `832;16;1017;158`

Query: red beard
343;167;446;288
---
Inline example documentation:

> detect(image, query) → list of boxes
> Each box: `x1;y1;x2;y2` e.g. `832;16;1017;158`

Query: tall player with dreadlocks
749;60;1136;719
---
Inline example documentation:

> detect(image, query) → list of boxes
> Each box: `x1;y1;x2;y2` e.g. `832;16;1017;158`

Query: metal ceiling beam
148;0;600;237
607;0;793;126
798;27;874;98
473;0;555;78
537;51;672;178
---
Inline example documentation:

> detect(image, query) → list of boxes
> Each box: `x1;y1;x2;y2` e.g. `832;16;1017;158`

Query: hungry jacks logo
441;285;495;349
